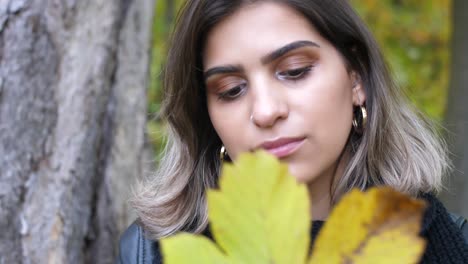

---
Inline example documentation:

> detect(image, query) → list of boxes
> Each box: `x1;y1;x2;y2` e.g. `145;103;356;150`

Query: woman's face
203;2;365;185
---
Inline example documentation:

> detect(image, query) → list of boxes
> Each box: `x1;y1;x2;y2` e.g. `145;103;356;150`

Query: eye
277;65;313;80
218;83;247;101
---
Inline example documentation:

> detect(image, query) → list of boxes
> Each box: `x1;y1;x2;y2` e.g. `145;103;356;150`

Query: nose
250;81;289;128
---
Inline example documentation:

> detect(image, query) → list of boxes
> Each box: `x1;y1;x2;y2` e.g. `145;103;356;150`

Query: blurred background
0;0;466;263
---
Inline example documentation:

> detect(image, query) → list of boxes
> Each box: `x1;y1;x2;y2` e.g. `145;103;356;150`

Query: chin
288;170;312;184
287;165;320;184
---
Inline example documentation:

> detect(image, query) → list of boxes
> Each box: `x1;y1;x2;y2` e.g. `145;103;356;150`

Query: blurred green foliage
147;0;184;153
148;0;185;116
147;0;451;149
350;0;451;119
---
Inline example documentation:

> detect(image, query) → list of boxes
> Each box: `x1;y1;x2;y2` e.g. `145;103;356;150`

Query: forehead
203;2;327;69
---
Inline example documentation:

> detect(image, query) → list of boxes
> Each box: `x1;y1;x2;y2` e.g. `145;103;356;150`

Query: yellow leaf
161;233;229;264
208;151;311;264
161;151;311;264
308;187;427;264
161;152;427;264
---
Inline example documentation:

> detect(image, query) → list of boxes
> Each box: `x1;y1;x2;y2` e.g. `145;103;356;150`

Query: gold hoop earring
352;105;367;134
220;146;227;161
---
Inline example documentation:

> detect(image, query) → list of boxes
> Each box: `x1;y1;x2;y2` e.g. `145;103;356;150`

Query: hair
131;0;450;239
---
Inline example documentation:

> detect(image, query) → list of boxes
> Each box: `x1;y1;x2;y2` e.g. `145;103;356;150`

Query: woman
118;0;468;263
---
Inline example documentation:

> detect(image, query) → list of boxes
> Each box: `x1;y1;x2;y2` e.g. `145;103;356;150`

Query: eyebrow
204;64;244;81
203;40;320;81
261;40;320;64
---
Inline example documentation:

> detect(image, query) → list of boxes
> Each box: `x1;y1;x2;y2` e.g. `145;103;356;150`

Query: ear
350;71;366;106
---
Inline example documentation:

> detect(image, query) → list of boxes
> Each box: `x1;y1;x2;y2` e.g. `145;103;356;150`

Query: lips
257;137;305;159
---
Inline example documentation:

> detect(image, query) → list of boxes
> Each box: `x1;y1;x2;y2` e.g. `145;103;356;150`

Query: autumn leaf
309;188;427;264
208;151;311;264
162;234;229;264
161;151;311;264
160;152;427;264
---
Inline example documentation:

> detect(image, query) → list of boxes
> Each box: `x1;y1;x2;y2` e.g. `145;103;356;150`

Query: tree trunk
0;0;155;263
440;0;468;219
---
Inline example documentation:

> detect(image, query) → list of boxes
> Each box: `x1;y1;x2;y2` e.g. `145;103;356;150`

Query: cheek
208;101;248;159
297;68;354;131
289;71;354;182
300;89;353;156
311;76;354;147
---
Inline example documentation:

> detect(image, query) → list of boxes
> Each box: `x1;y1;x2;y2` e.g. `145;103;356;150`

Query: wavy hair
131;0;450;239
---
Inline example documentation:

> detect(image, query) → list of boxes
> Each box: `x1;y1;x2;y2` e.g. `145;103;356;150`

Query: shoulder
448;212;468;244
117;221;162;264
419;193;468;263
116;221;213;264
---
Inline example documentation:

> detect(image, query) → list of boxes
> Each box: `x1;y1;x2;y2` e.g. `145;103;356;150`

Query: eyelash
216;65;313;101
277;65;313;81
217;83;247;101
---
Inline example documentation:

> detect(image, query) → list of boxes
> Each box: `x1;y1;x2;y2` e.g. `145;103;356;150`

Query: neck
307;149;350;221
307;173;331;221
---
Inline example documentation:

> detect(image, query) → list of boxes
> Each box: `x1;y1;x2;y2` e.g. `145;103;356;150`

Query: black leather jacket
117;214;468;264
117;222;160;264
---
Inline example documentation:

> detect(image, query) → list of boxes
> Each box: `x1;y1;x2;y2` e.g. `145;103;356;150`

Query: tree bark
0;0;154;263
440;0;468;219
